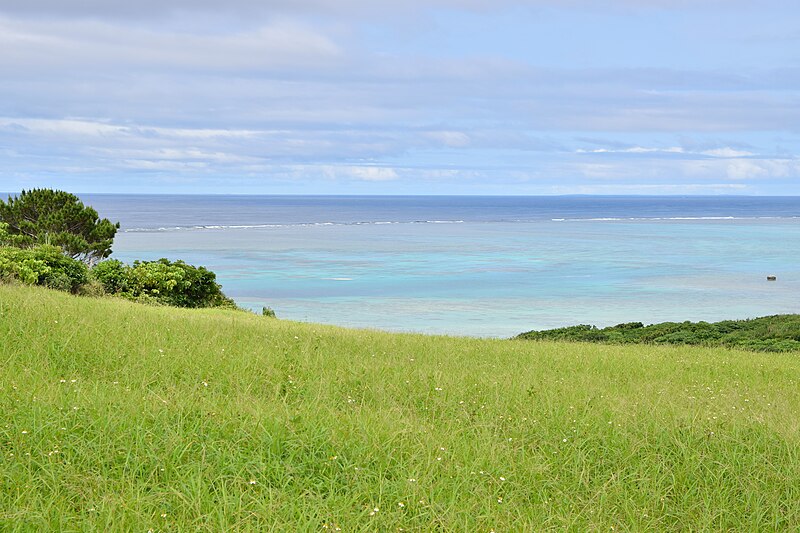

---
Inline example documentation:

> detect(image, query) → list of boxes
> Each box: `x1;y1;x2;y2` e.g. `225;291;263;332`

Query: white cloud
577;146;684;154
725;159;800;180
566;155;800;184
0;0;771;23
701;147;754;158
0;17;342;71
0;118;129;136
293;164;400;181
0;118;262;140
121;159;209;171
576;146;757;158
110;148;262;164
546;182;749;195
345;166;400;181
423;131;471;148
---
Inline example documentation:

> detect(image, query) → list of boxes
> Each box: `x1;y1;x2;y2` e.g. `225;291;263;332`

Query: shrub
91;259;130;294
0;245;88;293
0;222;26;247
92;258;236;309
612;321;644;330
517;315;800;352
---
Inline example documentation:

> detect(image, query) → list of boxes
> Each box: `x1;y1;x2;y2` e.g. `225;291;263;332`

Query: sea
79;195;800;338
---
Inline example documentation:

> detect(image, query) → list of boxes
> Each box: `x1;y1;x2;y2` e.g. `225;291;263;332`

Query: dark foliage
516;316;800;352
0;189;119;265
92;258;236;309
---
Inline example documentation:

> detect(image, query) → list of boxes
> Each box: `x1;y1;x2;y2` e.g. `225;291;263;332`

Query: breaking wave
122;219;467;232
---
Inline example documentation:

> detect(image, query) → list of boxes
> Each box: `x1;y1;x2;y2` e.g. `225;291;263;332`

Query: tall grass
2;284;799;530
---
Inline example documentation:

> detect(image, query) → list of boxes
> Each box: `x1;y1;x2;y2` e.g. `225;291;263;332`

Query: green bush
91;259;130;294
92;258;236;309
0;245;88;293
517;315;800;352
613;321;644;330
0;222;26;247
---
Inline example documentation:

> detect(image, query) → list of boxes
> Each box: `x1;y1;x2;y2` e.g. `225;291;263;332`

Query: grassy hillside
517;315;800;352
2;285;800;531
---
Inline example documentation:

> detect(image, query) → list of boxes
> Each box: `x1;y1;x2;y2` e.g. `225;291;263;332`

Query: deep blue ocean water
81;195;800;337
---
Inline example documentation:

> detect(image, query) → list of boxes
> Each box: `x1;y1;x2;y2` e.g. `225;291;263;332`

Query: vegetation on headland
0;243;88;293
0;190;236;310
0;189;119;264
2;284;800;530
516;315;800;352
91;258;236;308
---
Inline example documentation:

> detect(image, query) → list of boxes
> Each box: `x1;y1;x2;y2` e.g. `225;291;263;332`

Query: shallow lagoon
112;213;800;337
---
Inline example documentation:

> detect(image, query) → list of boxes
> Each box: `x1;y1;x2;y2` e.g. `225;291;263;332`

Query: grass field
2;284;800;531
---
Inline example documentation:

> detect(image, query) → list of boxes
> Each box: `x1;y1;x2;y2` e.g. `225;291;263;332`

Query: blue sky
1;0;798;194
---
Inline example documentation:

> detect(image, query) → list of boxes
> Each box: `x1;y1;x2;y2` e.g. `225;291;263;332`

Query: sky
1;0;799;195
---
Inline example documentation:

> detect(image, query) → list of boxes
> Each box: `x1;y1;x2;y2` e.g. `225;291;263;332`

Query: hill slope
2;285;800;530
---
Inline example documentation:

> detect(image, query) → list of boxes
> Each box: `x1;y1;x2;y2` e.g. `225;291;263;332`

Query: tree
0;189;120;265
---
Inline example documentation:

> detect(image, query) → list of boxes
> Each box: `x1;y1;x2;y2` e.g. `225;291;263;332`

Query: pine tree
0;189;120;265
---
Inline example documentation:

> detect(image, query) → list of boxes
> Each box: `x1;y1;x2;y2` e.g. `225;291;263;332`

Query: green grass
2;284;800;531
517;315;800;352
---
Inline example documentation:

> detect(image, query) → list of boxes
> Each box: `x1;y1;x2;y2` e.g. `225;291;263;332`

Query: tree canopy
0;189;120;265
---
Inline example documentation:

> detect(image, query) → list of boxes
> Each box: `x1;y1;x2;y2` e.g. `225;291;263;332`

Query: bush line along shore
0;189;239;311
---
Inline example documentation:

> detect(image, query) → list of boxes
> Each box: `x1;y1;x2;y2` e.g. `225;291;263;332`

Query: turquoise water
111;210;800;337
